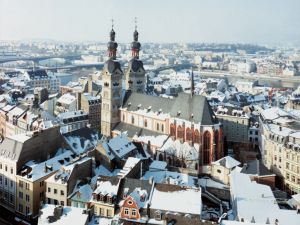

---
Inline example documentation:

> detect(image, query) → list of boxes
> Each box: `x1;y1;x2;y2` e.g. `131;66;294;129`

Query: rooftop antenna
111;18;114;30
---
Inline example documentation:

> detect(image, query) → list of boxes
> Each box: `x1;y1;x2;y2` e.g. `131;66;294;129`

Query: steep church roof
122;92;217;125
127;58;144;73
103;59;122;74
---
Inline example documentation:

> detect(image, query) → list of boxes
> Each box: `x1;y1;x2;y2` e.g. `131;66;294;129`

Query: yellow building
15;150;74;217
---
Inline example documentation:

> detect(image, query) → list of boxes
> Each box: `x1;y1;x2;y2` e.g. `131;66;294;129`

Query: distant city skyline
1;0;300;46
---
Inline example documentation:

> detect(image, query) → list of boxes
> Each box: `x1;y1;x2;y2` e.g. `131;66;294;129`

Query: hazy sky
0;0;300;44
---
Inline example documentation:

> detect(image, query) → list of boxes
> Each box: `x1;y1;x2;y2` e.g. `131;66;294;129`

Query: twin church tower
101;21;146;136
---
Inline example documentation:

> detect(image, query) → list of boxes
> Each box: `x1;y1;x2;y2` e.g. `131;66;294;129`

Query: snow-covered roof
71;184;93;203
18;150;74;182
212;156;241;169
117;157;140;177
38;204;88;225
57;93;76;105
102;134;136;159
261;107;289;121
230;168;300;225
150;184;201;215
149;160;167;171
93;177;120;197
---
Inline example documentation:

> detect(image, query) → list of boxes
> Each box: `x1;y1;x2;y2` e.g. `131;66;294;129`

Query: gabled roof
104;59;123;74
122;92;217;125
127;58;145;73
212;156;241;169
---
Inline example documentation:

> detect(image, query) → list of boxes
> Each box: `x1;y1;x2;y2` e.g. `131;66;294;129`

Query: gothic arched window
194;129;200;143
203;131;211;165
186;128;192;142
170;124;176;137
177;126;184;139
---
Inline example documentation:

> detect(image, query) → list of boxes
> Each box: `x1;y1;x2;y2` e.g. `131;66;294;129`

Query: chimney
54;205;63;219
279;126;282;131
44;163;47;173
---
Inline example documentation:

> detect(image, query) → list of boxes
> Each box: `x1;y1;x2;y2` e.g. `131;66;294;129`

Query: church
100;24;224;174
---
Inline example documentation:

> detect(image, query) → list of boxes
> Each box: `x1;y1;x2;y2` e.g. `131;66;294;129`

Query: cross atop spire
111;18;114;30
134;17;137;31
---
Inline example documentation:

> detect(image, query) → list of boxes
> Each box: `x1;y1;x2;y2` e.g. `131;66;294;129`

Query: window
0;163;2;169
250;131;253;135
255;131;258;135
107;209;112;217
5;165;7;172
100;208;105;216
131;209;137;216
19;192;23;199
292;175;296;183
217;169;222;174
286;162;290;169
60;201;64;206
286;173;290;180
25;183;29;190
10;168;13;174
0;175;2;185
161;124;164;132
144;119;147;128
10;180;13;187
19;181;23;188
54;199;58;205
40;181;44;187
131;116;135;124
48;187;51;193
4;178;7;186
60;190;64;196
25;206;30;215
54;189;57;194
18;204;23;213
124;208;129;215
157;123;159;131
25;194;30;202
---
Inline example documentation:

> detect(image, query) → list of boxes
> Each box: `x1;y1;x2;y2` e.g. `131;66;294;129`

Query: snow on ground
89;217;112;225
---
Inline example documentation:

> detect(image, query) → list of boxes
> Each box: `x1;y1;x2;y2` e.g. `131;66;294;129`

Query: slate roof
103;59;123;74
127;58;144;72
113;122;164;137
120;178;153;198
27;70;48;79
122;92;217;125
240;160;275;177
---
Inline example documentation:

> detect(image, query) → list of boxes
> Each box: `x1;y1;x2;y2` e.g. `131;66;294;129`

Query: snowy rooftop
117;157;140;177
150;184;201;215
57;93;76;105
38;204;88;225
212;156;241;169
102;134;136;159
149;160;167;171
230;168;300;225
18;150;74;182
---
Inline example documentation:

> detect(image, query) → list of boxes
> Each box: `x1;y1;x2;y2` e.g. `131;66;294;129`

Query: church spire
131;17;141;59
107;19;118;60
191;68;195;97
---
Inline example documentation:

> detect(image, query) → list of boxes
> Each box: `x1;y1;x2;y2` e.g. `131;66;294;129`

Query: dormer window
99;194;105;202
104;82;109;87
177;111;181;116
140;194;145;202
123;193;127;199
